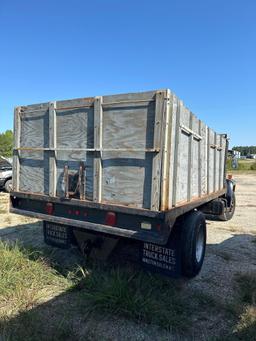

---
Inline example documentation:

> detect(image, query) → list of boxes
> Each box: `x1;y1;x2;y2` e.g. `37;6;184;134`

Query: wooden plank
13;107;21;191
213;132;217;191
187;112;193;201
93;96;103;202
172;99;181;206
150;91;165;210
207;127;210;194
167;95;176;208
102;90;157;104
49;101;56;196
160;90;171;210
218;135;223;190
198;120;202;197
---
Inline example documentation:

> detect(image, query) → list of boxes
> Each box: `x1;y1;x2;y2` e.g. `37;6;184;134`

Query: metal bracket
63;162;86;199
180;124;202;141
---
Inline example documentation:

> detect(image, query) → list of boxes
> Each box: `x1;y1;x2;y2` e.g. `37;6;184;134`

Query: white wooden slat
150;91;165;210
93;96;103;202
13;107;21;191
49;101;57;196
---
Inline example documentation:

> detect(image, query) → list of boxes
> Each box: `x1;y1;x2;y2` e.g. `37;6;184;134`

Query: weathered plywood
101;97;157;209
175;104;190;203
19;150;49;194
56;107;94;148
102;101;155;149
20;109;49;148
102;151;152;208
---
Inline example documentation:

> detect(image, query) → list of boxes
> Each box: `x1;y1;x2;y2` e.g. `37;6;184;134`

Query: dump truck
10;89;236;278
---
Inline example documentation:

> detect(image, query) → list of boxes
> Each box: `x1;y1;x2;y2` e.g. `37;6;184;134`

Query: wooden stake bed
12;89;228;212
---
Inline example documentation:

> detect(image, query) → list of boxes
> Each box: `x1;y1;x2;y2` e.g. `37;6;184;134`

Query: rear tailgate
12;90;169;211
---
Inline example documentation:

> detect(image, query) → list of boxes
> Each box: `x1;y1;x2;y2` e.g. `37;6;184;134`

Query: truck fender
226;179;235;206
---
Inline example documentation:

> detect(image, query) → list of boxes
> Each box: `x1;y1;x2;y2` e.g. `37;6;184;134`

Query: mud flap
140;225;182;278
43;221;72;249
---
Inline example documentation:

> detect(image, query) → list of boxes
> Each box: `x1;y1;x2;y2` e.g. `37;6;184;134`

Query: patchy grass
1;240;255;340
0;241;222;339
75;265;192;331
217;272;256;340
226;159;256;172
0;241;71;318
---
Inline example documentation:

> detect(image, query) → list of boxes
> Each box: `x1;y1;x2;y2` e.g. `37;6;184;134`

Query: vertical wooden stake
13;107;21;191
49;101;57;196
93;96;103;202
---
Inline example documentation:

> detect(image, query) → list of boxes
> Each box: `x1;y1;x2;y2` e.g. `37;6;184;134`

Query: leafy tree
0;130;13;157
232;146;256;156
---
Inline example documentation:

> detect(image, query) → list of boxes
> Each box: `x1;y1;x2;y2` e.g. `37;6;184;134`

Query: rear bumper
10;207;166;243
10;188;226;245
9;192;169;244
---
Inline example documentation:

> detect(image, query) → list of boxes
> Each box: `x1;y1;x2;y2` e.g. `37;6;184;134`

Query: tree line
232;146;256;156
0;130;13;157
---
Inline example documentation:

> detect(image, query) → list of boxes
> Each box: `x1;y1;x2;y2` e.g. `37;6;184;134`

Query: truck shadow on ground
0;222;255;340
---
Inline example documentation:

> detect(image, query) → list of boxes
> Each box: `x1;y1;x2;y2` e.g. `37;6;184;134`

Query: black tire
181;211;206;278
4;179;12;193
219;192;236;221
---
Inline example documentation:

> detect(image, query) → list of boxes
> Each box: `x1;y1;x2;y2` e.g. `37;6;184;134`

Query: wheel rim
196;224;204;263
6;182;12;192
228;196;235;213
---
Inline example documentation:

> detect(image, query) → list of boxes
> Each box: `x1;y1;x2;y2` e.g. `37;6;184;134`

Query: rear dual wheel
181;211;206;278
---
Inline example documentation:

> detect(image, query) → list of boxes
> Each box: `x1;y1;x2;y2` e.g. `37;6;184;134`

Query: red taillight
105;212;116;226
156;223;161;231
45;203;54;215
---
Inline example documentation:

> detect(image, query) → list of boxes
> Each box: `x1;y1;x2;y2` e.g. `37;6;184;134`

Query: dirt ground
0;172;255;340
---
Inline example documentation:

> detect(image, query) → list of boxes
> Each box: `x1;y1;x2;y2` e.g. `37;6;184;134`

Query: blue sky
0;0;255;147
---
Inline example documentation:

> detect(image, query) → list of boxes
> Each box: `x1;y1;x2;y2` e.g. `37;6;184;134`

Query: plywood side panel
19;150;49;194
102;151;152;208
56;108;94;148
191;115;200;198
102;102;155;149
207;128;213;193
175;103;190;203
101;99;156;209
20;109;49;148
